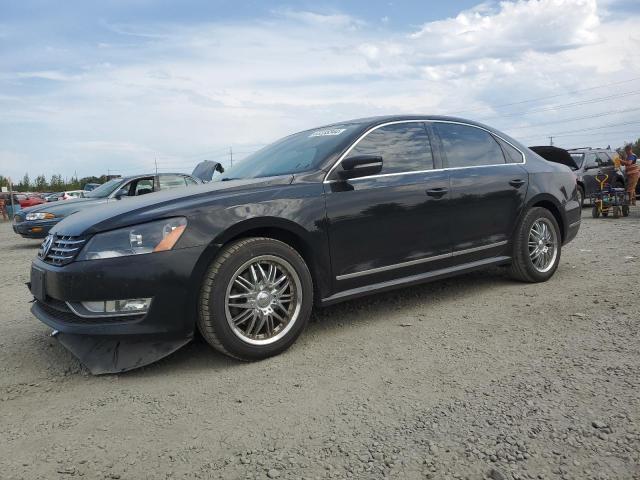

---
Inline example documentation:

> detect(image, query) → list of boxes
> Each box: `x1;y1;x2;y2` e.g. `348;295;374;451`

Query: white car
60;190;85;200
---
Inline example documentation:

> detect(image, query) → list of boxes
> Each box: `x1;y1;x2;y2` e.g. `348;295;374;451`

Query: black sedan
28;115;581;373
13;172;203;239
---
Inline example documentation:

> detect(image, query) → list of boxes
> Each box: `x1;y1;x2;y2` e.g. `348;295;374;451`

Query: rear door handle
426;187;448;198
509;179;526;188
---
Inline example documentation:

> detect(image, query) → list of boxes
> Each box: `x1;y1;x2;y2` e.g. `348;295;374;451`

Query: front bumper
29;244;211;373
13;219;58;238
29;244;208;337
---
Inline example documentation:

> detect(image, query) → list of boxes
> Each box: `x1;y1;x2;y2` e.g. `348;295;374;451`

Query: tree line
0;173;113;193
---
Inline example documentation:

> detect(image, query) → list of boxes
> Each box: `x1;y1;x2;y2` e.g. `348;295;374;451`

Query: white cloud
1;1;639;179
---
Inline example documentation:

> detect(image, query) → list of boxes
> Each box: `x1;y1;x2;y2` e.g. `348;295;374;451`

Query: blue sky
1;0;639;181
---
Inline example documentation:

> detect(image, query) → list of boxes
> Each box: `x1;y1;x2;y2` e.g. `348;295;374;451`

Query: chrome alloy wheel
528;218;558;273
224;255;302;345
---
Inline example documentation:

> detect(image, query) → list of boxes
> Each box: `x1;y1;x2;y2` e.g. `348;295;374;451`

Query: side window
584;153;598;169
496;137;524;164
596;152;613;167
134;179;154;196
346;123;433;174
435;123;506;168
184;176;198;185
159;175;188;190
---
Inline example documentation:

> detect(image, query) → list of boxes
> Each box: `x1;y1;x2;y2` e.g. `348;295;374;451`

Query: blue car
13;172;204;239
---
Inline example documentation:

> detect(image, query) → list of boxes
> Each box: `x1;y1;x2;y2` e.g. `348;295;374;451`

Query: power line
518;120;640;140
505;106;640;131
473;90;640;122
450;76;640;116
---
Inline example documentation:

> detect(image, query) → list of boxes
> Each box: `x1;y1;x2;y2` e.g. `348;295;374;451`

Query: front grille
39;234;86;266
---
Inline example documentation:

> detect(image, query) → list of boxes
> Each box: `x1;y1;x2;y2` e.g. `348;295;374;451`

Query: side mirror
338;155;383;180
114;188;128;199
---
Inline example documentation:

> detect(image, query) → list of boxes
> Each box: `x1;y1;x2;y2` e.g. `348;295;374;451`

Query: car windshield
83;178;124;198
569;153;584;170
215;123;361;180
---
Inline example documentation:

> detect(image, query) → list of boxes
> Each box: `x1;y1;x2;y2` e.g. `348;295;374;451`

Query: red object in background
19;195;46;208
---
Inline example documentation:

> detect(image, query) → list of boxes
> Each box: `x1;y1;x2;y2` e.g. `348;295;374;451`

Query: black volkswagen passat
29;115;581;373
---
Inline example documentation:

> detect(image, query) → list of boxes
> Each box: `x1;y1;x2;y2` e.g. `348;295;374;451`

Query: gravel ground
0;210;639;480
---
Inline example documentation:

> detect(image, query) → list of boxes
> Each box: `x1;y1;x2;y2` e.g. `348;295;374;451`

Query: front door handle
509;179;526;188
426;187;449;198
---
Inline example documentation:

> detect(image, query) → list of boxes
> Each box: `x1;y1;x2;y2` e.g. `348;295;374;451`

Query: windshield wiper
220;177;238;182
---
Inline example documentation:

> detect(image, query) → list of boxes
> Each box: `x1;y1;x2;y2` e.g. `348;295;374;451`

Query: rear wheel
613;206;621;219
508;207;561;283
622;205;630;217
198;237;313;360
591;206;600;218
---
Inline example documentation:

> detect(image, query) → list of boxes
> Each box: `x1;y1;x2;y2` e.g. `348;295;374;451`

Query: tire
613;206;620;219
622;205;629;217
198;237;313;361
508;207;562;283
577;186;585;208
591;206;600;218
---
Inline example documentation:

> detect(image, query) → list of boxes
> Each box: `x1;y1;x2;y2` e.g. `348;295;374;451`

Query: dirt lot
0;211;639;480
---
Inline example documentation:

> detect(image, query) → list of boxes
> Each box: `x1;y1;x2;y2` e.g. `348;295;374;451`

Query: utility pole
548;136;554;146
229;146;233;168
8;176;14;217
154;155;158;175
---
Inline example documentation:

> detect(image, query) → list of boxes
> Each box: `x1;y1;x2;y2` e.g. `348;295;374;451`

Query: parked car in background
0;193;25;216
83;183;101;191
60;190;85;200
45;193;62;202
19;194;46;208
27;115;581;373
566;148;623;207
14;172;205;239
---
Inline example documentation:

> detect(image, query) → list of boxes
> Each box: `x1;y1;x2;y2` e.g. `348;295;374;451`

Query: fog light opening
80;298;152;314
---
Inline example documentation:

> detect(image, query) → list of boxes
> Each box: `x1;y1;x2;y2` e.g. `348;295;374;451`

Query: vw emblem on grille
39;234;54;259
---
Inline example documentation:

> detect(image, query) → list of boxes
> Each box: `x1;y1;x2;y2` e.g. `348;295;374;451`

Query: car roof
323;114;501;130
114;172;191;181
566;148;613;153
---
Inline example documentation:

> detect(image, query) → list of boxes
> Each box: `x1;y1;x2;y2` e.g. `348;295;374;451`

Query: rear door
433;122;528;259
324;121;452;288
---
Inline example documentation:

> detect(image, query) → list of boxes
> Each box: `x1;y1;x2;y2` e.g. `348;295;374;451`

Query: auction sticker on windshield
309;128;346;137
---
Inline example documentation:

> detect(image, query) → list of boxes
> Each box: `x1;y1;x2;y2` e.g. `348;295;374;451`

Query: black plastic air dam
53;332;192;375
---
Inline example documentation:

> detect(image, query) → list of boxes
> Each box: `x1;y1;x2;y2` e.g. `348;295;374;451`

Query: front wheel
198;237;313;360
508;207;561;283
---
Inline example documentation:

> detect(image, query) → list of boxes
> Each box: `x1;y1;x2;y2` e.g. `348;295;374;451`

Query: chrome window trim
323;119;526;184
336;240;508;280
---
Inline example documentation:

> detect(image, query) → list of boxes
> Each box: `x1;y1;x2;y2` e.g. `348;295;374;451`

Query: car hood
51;175;295;237
23;197;108;217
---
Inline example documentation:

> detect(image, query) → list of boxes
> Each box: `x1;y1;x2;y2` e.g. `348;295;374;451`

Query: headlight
26;212;56;221
77;217;187;261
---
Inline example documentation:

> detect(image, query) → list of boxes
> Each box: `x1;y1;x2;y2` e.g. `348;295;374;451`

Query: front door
433;122;528;258
324;122;452;289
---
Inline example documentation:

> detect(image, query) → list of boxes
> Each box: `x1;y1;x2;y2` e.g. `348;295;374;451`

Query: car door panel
323;121;453;289
433;122;528;255
325;170;451;285
448;164;528;251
